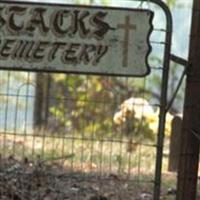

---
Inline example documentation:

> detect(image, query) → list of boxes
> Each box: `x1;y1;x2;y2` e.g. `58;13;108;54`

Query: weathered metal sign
0;1;153;76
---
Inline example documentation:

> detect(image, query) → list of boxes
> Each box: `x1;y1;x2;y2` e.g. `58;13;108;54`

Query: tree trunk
33;73;51;129
176;0;200;199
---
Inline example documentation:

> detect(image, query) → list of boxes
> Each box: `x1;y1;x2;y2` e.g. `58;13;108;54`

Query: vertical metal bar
109;134;113;173
138;143;142;181
3;71;11;157
133;0;172;199
44;74;51;125
80;75;89;173
146;1;172;199
70;76;75;171
13;86;20;156
22;72;31;159
90;100;96;173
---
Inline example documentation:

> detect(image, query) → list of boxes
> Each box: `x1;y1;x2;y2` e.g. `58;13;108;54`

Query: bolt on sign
0;1;153;77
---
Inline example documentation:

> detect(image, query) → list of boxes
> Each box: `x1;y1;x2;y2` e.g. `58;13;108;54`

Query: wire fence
0;72;161;173
0;72;168;199
0;1;178;200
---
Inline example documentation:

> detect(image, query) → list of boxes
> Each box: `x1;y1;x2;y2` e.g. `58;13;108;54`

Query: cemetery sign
0;1;153;76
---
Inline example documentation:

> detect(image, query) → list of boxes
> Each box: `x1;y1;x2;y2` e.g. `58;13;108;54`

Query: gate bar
134;0;172;199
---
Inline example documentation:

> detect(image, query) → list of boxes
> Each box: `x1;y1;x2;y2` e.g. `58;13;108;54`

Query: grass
0;130;178;198
0;132;158;176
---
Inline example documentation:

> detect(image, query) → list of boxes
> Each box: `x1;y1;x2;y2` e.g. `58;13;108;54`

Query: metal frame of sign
0;0;153;77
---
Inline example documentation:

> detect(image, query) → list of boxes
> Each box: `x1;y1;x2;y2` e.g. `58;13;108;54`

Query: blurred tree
32;0;186;143
166;0;176;8
0;0;188;140
48;74;146;137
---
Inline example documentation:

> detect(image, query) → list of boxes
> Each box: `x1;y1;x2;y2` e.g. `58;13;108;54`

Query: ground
0;157;178;200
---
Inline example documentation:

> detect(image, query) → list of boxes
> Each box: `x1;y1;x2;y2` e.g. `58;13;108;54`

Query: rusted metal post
168;116;182;172
177;0;200;199
150;1;172;200
135;1;172;199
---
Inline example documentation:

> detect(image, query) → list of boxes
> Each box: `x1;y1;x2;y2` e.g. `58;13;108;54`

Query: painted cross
118;16;137;68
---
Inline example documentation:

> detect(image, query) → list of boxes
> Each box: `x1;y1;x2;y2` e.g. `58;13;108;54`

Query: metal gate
0;0;172;200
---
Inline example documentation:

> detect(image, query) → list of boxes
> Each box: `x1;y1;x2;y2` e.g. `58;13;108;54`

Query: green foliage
49;75;120;137
166;0;176;7
119;115;155;141
47;72;159;149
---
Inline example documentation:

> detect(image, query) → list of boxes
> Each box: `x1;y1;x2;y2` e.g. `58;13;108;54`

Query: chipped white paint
0;1;153;76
